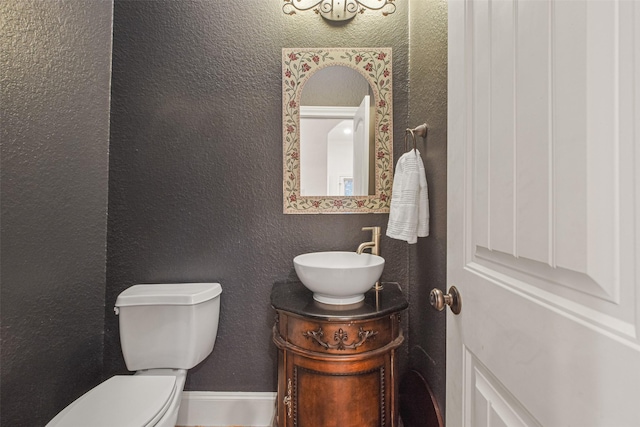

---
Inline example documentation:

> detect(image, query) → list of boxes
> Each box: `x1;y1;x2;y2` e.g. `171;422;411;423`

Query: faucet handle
362;226;381;234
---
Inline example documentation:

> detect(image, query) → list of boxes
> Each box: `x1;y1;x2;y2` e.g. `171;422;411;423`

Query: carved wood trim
283;378;293;419
381;365;386;427
293;366;299;427
273;329;404;363
302;326;378;350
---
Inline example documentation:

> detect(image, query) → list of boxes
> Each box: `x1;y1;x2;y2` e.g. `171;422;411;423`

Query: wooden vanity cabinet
271;282;407;427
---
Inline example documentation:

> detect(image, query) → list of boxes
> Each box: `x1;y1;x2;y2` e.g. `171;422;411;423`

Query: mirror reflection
283;48;393;214
300;66;375;196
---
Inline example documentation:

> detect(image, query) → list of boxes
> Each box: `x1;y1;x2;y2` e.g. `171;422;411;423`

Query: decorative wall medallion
303;326;378;350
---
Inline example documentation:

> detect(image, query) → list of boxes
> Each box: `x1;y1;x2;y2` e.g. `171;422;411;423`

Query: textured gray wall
0;0;113;425
0;0;447;424
408;0;449;419
106;0;410;392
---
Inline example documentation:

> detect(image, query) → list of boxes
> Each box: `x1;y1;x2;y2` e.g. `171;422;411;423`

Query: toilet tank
115;283;222;371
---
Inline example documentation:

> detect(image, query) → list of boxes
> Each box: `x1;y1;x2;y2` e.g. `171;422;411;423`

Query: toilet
46;282;222;427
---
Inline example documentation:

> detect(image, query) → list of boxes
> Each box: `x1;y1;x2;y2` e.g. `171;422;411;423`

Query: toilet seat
46;375;177;427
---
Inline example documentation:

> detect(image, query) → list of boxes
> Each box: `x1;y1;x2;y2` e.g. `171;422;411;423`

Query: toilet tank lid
116;283;222;307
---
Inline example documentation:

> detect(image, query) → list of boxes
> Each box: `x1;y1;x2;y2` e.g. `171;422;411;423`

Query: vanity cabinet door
287;352;392;427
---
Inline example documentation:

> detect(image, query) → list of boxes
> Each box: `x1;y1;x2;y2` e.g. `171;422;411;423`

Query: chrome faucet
356;226;381;256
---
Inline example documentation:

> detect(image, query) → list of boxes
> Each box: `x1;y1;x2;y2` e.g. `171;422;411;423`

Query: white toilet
46;282;222;427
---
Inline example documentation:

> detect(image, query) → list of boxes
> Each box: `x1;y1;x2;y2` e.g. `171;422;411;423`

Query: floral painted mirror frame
283;48;393;214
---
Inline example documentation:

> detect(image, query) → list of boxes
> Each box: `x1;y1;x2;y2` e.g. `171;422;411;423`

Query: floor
177;409;406;427
179;418;406;427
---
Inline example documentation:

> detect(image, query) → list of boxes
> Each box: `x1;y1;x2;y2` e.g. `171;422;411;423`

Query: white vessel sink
293;251;385;305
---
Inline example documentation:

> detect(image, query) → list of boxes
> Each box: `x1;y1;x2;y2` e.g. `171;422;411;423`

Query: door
447;1;640;426
353;95;371;196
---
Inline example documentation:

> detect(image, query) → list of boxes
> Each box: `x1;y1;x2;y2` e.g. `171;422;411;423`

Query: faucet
356;226;381;256
357;226;383;291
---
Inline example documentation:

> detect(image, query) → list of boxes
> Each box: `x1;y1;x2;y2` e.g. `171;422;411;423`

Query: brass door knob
429;286;462;315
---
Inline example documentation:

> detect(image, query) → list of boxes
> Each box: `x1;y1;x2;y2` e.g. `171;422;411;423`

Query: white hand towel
386;149;430;244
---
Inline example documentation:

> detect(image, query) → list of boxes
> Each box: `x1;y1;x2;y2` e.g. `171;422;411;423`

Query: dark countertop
271;281;408;321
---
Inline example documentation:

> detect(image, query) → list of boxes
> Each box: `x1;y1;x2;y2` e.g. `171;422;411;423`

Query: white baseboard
176;391;276;427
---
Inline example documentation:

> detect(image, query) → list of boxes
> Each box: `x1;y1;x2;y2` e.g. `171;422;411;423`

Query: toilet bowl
46;283;222;427
46;370;185;427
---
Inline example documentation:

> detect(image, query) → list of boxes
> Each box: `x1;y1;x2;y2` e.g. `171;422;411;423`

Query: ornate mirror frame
283;47;393;214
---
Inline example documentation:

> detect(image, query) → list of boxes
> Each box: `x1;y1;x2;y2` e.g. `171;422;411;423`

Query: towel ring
404;129;417;152
404;123;428;152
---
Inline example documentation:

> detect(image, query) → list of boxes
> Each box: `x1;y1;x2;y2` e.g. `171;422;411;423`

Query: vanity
271;281;407;427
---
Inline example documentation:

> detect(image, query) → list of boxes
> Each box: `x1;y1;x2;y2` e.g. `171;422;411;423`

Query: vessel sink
293;251;385;305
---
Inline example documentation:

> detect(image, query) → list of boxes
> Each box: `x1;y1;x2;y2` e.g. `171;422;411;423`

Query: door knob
429;286;462;315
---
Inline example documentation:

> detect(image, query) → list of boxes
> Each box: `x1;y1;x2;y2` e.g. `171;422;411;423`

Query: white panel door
353;95;370;196
447;0;640;426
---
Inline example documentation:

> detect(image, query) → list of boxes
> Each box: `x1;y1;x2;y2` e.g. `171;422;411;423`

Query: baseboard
176;391;277;427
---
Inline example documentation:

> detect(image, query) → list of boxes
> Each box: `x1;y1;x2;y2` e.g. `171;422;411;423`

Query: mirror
283;48;393;214
300;66;374;197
